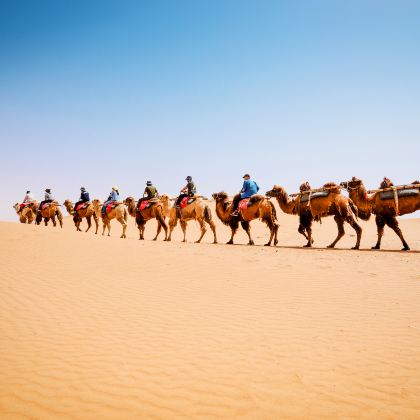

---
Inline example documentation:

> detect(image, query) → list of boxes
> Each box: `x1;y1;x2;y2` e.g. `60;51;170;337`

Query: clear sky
1;0;419;221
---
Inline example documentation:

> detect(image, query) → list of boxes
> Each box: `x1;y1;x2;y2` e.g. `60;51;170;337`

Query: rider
74;187;90;213
20;190;35;212
138;181;159;206
231;174;259;216
102;186;120;215
176;176;197;217
39;188;55;212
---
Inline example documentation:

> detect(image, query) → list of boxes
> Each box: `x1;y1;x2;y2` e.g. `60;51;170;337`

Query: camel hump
248;194;265;205
380;177;394;189
300;182;311;192
412;180;420;185
322;182;340;193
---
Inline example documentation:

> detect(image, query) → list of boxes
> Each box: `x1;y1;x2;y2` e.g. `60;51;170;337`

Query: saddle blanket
75;202;90;211
101;202;118;217
20;203;28;210
41;203;53;210
238;198;250;210
379;188;419;200
179;197;195;208
138;199;158;211
300;191;330;203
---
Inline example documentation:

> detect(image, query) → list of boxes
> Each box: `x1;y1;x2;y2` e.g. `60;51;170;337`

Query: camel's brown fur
211;192;279;246
63;200;98;234
124;195;169;241
13;202;38;224
266;183;362;249
92;199;128;238
341;177;420;250
36;201;63;228
167;198;217;243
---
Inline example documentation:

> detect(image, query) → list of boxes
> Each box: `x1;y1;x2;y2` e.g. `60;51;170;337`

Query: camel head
123;196;136;206
340;176;363;191
63;199;73;212
380;177;394;189
160;194;170;205
265;185;286;198
299;182;311;192
212;192;229;202
92;199;102;211
13;203;20;214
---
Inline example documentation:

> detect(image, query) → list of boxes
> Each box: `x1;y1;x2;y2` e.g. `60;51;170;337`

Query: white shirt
23;193;35;203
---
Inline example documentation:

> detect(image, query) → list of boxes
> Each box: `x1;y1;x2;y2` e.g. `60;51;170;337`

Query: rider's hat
80;187;86;191
45;188;51;192
146;181;152;186
185;176;192;181
112;186;119;191
26;190;30;194
243;174;250;178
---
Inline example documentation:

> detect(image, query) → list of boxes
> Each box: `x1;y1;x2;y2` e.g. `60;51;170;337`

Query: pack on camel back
373;177;420;210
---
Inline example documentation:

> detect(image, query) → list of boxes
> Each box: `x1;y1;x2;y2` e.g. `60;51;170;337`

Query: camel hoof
371;245;380;250
248;242;254;246
213;241;218;244
351;246;359;250
402;246;410;251
274;240;278;246
226;240;233;245
303;243;312;248
327;244;334;249
194;240;201;244
264;243;271;247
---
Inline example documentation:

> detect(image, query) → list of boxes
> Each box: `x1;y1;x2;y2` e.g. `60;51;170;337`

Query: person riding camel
138;181;159;206
74;187;90;214
38;188;55;213
231;174;259;216
102;186;120;216
176;176;197;217
19;190;35;212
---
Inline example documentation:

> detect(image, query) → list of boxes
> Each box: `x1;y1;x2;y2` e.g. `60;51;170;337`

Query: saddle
75;202;90;211
41;201;58;210
138;199;159;211
238;198;250;210
101;201;120;218
179;196;196;208
299;190;330;203
379;187;419;201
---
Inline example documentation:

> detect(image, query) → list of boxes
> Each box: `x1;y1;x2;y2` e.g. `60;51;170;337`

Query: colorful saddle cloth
300;191;330;203
75;202;90;211
101;201;118;217
138;199;158;211
41;202;54;210
238;198;250;210
379;187;419;200
179;197;195;208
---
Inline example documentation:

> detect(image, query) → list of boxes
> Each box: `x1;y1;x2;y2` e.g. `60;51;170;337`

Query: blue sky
1;0;419;220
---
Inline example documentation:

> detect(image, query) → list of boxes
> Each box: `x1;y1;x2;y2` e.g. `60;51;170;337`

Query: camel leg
94;214;99;234
327;216;345;248
167;217;177;242
102;220;107;236
153;221;161;241
195;218;207;243
138;220;145;240
181;220;188;242
385;215;410;251
263;217;278;246
347;216;362;250
118;217;127;238
241;221;254;245
44;217;49;226
372;215;385;249
85;216;91;232
227;220;239;244
155;213;168;241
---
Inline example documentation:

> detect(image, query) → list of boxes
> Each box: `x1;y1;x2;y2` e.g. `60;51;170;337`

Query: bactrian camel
13;202;38;224
36;201;63;228
124;195;169;240
63;199;99;234
212;192;279;246
92;199;128;239
340;177;419;250
167;198;217;243
266;183;362;249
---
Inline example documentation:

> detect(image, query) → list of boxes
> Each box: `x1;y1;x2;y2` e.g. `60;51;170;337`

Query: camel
92;199;128;238
35;201;63;228
13;202;38;224
212;192;279;246
340;177;420;250
124;195;169;240
63;199;99;234
266;183;362;249
167;197;217;243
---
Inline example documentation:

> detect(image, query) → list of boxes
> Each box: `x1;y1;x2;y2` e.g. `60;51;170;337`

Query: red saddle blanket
42;203;52;210
179;197;195;208
138;200;157;211
75;202;90;211
238;198;250;210
20;203;28;210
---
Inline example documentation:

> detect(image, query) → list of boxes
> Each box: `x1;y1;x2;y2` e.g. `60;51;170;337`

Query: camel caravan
13;175;420;251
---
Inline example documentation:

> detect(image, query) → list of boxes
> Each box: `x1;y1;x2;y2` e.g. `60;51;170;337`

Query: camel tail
348;199;359;220
204;205;212;224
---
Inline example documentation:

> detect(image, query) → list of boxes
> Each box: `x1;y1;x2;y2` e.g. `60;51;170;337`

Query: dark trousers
176;193;191;206
232;194;242;211
39;199;52;210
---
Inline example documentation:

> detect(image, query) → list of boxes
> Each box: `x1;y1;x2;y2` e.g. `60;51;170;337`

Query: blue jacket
80;191;90;201
241;179;259;198
106;191;119;202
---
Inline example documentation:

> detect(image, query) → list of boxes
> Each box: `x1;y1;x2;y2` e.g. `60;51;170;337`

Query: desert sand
1;205;419;419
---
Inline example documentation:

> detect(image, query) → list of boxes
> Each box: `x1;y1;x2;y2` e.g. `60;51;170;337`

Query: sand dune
0;207;419;419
